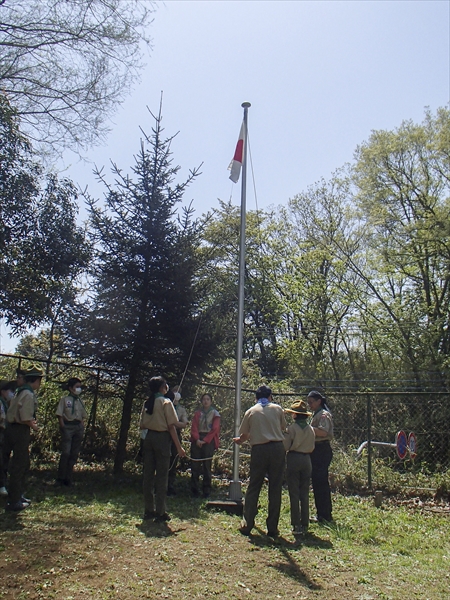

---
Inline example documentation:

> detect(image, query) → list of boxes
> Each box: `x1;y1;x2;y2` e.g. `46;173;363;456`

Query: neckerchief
257;397;270;407
200;406;214;430
295;420;308;429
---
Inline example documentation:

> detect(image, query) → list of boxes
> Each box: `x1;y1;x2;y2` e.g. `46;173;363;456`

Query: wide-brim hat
23;364;44;378
285;399;312;416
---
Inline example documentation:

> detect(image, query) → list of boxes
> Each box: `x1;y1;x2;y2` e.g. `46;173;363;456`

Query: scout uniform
140;392;179;519
237;385;286;537
308;390;334;522
190;402;220;498
56;389;88;485
4;365;43;510
284;400;315;535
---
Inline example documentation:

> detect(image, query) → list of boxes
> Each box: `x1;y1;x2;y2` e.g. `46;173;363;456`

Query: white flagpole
229;101;251;501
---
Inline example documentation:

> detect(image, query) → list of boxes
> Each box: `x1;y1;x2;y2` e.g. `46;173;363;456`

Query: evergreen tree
80;105;206;472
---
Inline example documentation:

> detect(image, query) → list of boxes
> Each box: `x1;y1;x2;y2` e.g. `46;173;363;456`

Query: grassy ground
1;465;449;600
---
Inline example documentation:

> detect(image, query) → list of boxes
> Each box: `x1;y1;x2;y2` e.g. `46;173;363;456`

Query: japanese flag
228;121;245;183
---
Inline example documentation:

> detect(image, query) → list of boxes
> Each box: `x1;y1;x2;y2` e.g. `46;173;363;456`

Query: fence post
367;393;372;489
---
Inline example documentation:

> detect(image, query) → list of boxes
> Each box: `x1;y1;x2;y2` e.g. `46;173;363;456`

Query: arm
313;426;328;438
169;424;186;457
23;419;39;431
233;431;250;445
58;416;65;428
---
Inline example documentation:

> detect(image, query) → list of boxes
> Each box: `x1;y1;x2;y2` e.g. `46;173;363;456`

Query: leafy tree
76;105;209;472
0;94;91;342
0;0;154;156
199;200;284;378
351;107;450;387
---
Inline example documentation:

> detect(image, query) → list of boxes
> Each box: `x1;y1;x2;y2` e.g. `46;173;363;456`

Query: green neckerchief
295;420;308;429
155;393;165;399
69;392;86;416
16;384;34;394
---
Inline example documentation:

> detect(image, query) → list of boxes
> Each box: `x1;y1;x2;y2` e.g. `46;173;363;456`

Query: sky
1;0;449;352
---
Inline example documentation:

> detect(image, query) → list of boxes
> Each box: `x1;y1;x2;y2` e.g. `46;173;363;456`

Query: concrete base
205;499;244;515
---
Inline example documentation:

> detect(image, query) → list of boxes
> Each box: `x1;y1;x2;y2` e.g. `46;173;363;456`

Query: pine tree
82;104;204;472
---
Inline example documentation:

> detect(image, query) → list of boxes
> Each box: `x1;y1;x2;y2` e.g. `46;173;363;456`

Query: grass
0;463;449;599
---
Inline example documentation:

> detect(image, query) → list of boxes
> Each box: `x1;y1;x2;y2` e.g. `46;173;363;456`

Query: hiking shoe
0;486;8;496
5;501;30;512
154;513;171;523
21;496;31;504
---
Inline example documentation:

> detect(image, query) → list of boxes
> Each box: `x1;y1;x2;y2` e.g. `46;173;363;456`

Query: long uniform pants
143;430;171;516
310;441;333;521
4;423;30;504
190;436;215;496
286;451;312;528
244;441;285;534
57;422;84;483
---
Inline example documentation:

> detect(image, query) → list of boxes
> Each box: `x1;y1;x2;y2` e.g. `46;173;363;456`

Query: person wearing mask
140;376;186;522
307;390;334;523
167;387;188;496
55;377;87;487
283;399;315;537
0;380;16;496
4;365;43;512
233;385;286;538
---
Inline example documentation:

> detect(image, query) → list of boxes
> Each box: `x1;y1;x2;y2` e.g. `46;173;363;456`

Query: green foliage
0;94;91;334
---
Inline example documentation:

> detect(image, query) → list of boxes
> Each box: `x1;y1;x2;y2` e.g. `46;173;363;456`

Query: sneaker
292;525;303;536
0;486;8;496
5;501;30;512
21;496;31;504
154;513;171;523
143;510;157;520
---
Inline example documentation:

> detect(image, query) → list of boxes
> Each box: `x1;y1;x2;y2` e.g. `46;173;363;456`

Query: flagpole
229;101;251;501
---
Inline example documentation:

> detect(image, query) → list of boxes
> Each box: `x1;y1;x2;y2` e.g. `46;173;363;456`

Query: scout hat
285;399;312;416
23;364;44;378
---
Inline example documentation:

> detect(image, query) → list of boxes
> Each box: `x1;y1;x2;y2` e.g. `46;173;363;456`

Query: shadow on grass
245;527;325;590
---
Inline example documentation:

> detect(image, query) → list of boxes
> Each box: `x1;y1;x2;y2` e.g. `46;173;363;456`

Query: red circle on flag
396;430;408;460
408;432;417;459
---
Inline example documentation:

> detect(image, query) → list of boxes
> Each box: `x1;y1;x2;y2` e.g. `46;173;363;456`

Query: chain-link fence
1;352;449;490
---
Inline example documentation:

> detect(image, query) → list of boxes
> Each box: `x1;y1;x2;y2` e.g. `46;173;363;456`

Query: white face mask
74;387;82;395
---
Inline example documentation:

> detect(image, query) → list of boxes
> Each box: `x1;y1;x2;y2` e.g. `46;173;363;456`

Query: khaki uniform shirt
56;395;88;422
283;421;316;453
310;408;334;442
239;402;286;446
140;395;178;432
6;387;37;424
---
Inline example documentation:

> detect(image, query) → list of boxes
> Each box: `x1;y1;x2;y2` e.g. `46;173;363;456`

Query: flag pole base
229;480;243;501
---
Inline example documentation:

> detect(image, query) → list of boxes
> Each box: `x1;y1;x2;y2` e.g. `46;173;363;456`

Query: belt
288;451;311;455
315;440;331;444
64;419;82;425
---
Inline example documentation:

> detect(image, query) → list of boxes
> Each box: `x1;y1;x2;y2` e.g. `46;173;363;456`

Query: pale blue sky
1;0;449;352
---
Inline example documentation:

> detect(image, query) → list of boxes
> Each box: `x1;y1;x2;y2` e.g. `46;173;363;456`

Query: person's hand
196;439;205;448
233;436;242;445
178;448;186;458
31;420;39;431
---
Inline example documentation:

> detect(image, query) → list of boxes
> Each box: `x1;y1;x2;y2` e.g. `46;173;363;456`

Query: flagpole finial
241;102;251;108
